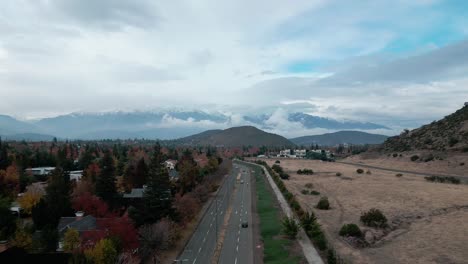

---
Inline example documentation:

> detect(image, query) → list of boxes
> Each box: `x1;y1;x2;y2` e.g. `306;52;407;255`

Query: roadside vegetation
248;164;303;264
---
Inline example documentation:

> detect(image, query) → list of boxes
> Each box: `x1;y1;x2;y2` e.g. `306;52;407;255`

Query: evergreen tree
0;137;10;170
134;158;148;188
142;146;174;223
96;151;117;205
44;167;73;228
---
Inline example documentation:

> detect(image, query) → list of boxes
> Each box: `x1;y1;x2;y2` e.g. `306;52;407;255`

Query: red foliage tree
174;193;200;225
72;192;112;217
97;215;139;250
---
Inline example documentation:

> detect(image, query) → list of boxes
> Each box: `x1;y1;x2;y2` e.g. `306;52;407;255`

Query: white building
69;170;83;181
164;160;177;170
278;149;291;157
294;149;306;158
25;167;55;176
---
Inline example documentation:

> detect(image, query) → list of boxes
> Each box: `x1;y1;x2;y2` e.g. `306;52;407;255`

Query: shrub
327;249;337;264
356;169;364;174
395;173;403;177
314;232;328;251
316;197;330;210
410;155;419;161
423;154;434;162
301;189;310;195
300;212;317;232
336;172;342;177
282;217;299;239
424;176;460;184
272;164;283;174
392;153;398;157
297;169;314;175
460;163;465;166
305;183;313;189
290;200;301;211
339;223;362;237
360;208;387;228
275;160;281;164
366;170;372;175
449;137;459;147
279;173;290;180
310;190;320;195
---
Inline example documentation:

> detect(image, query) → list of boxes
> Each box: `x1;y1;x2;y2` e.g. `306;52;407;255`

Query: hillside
2;133;56;141
173;126;294;147
291;131;388;146
382;105;468;152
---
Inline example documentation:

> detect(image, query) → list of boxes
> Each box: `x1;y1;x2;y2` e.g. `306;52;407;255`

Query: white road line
198;247;202;253
193;258;197;264
236;245;239;252
235;258;237;264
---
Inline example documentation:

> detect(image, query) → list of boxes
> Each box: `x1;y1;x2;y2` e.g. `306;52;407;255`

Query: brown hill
382;104;468;152
174;126;294;147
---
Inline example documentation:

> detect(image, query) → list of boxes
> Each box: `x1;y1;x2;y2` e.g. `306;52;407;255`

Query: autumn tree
96;151;117;205
72;192;111;218
12;227;33;250
177;150;199;194
174;193;200;225
85;238;118;264
138;218;178;262
18;184;44;215
63;228;80;252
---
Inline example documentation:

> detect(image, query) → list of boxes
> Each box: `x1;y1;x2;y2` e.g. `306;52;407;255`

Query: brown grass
252;158;468;264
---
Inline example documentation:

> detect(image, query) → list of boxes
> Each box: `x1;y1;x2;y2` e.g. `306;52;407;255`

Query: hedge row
254;160;347;264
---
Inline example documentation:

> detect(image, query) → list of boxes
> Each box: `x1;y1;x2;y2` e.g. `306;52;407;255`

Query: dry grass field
253;158;468;264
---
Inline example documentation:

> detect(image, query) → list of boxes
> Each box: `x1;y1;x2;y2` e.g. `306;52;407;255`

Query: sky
1;0;468;131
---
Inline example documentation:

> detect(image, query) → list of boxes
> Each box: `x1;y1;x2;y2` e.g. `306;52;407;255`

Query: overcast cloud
0;0;467;132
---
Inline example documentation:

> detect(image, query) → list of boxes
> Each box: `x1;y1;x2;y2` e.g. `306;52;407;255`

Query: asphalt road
177;165;237;264
218;164;254;264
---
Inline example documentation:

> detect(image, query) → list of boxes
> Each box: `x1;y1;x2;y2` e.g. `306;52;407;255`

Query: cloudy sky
1;0;468;130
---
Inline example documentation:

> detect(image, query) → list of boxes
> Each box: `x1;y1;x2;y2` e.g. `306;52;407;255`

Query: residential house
25;167;55;177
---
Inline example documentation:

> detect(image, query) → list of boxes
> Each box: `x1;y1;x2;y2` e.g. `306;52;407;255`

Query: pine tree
44;167;73;228
96;151;117;205
142;146;174;223
134;158;148;188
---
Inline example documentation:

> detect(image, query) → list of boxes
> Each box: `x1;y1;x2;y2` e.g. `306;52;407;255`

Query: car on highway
240;180;244;184
241;221;248;228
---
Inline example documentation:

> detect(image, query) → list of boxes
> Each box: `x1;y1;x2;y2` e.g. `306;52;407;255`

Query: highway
218;163;254;264
177;164;237;264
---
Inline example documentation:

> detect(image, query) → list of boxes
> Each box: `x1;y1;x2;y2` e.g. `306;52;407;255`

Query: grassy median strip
248;164;301;264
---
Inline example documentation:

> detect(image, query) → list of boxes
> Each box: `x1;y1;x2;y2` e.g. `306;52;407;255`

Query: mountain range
290;131;389;146
169;126;294;147
0;110;390;140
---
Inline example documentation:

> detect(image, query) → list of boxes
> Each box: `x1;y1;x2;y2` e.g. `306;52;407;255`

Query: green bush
327;249;337;264
300;212;317;232
335;172;342;177
281;217;299;239
410;155;419;161
360;208;387;228
339;223;362;237
366;170;372;175
314;232;328;251
316;197;330;210
305;183;313;189
460;163;465;166
424;176;460;184
297;169;314;175
279;173;290;180
392;153;398;157
310;190;320;195
275;160;281;164
301;189;309;195
356;169;364;174
449;137;459;147
272;164;284;174
395;173;403;177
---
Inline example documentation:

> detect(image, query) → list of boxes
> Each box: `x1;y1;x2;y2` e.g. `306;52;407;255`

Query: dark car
241;221;248;228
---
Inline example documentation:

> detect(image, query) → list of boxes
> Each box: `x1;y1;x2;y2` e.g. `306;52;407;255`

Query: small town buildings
164;160;177;170
294;149;306;158
69;170;83;181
